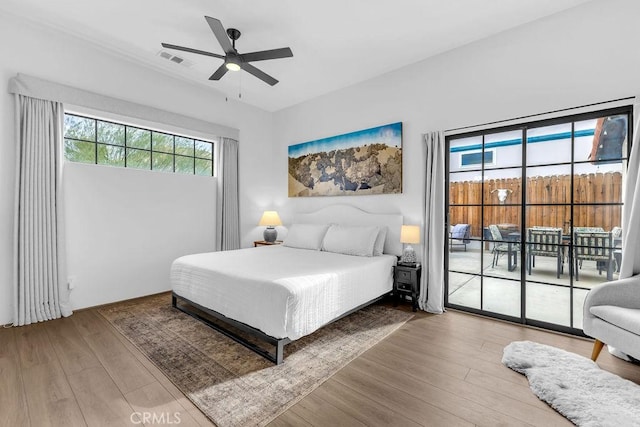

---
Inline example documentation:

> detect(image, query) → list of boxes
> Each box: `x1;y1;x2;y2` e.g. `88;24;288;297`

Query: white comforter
170;245;396;340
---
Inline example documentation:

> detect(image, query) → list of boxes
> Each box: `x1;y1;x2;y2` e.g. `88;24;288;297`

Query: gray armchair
583;275;640;361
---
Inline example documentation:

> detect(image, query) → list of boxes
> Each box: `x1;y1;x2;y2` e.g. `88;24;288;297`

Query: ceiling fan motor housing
225;52;241;70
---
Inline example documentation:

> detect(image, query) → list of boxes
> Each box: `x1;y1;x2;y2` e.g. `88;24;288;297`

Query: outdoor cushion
451;224;471;242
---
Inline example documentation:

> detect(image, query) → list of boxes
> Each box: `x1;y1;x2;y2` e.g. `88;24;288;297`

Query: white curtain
13;95;72;326
619;100;640;278
216;137;241;251
420;131;446;313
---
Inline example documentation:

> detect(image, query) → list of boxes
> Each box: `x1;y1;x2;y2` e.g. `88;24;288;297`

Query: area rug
503;341;640;427
98;293;412;427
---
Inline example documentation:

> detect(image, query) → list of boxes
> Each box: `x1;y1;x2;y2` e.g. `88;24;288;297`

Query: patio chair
489;224;519;268
611;226;622;240
573;231;614;281
572;227;604;268
574;226;605;233
449;224;471;251
527;227;564;278
611;226;623;272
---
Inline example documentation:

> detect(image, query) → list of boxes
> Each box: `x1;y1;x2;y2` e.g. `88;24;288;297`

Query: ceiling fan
162;16;293;86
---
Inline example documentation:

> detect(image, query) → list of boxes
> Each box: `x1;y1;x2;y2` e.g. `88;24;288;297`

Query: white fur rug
502;341;640;427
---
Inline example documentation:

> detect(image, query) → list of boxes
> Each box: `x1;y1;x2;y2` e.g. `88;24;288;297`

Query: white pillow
373;226;388;256
321;225;380;257
282;223;330;250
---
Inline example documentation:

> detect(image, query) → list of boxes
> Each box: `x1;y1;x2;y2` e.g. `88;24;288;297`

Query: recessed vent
157;50;193;68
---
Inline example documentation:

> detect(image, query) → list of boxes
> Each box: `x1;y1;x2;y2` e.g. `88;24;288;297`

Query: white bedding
170;245;396;340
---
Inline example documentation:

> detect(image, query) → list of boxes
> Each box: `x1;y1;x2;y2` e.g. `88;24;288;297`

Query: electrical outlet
68;276;76;290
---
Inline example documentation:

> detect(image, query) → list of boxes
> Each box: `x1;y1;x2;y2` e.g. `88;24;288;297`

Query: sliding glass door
445;106;631;334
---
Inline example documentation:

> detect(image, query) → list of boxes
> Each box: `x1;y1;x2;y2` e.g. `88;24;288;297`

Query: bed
170;205;403;364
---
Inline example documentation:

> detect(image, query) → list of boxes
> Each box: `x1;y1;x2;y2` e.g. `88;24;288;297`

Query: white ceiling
1;0;593;112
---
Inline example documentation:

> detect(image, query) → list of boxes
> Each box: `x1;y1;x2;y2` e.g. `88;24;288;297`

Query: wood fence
449;172;622;237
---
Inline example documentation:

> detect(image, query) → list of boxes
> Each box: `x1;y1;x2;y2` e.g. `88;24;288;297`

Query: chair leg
575;257;580;281
591;339;605;361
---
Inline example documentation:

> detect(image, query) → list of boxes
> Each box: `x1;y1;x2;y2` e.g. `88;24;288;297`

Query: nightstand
393;264;421;312
254;240;283;247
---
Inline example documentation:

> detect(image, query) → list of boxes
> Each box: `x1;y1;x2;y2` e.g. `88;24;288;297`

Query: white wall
273;0;640;247
63;163;216;309
0;12;277;324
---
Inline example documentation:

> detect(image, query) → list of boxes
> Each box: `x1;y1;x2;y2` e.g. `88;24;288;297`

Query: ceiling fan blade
241;47;293;63
240;63;279;86
161;43;225;59
205;16;234;54
209;64;229;81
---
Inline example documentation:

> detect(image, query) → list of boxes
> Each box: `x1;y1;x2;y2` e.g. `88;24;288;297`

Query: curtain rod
9;73;240;140
445;96;636;133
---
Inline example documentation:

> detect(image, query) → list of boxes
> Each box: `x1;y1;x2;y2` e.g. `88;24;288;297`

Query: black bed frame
172;291;385;365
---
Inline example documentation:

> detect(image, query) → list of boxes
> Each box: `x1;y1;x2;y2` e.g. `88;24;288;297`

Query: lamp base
263;227;277;243
401;245;416;264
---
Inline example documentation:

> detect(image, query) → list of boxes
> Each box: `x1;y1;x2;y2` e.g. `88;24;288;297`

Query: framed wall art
288;122;402;197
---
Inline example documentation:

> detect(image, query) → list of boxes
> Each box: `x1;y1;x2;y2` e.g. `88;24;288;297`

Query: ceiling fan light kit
162;16;293;86
225;59;241;71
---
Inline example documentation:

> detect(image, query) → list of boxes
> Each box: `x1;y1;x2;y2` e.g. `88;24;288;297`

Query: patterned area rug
503;341;640;427
98;293;412;427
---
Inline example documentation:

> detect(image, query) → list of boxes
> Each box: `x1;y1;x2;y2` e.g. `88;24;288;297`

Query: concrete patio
447;241;618;330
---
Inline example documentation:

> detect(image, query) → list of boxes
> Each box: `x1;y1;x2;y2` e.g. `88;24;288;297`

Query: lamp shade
400;225;420;244
258;211;282;227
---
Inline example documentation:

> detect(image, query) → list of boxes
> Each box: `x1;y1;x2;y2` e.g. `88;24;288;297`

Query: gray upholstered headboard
292;204;403;256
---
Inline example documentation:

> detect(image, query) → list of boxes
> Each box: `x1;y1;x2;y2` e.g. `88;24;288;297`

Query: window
460;149;495;167
63;113;215;176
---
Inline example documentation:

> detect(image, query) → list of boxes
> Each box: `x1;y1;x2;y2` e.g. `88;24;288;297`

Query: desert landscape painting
288;122;402;197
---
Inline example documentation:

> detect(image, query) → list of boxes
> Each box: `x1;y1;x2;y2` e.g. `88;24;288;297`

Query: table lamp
258;211;282;243
400;225;420;264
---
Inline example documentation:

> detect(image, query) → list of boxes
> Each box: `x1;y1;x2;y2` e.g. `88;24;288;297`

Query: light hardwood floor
2;295;639;426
